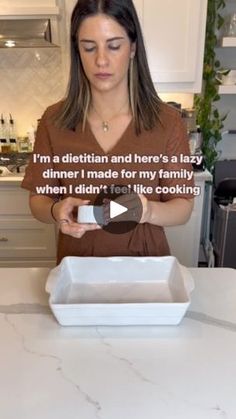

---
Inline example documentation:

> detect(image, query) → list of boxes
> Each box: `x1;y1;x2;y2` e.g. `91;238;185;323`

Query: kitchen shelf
220;37;236;47
218;85;236;94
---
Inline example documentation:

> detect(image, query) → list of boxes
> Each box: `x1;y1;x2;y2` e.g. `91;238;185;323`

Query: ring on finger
59;219;69;224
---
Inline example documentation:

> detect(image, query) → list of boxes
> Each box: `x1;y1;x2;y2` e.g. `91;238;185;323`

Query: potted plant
194;0;227;173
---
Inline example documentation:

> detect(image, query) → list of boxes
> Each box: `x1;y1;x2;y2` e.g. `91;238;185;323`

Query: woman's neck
90;87;131;120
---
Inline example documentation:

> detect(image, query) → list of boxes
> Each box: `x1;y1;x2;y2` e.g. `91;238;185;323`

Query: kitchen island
0;266;236;419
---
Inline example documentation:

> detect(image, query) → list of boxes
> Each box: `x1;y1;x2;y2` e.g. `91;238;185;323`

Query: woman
22;0;194;264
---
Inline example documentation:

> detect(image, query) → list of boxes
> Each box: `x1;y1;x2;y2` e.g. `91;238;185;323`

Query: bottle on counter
0;114;11;152
188;125;203;155
8;114;18;152
195;125;203;152
182;108;197;134
9;138;17;152
0;114;6;141
27;124;36;152
0;139;11;153
17;136;30;152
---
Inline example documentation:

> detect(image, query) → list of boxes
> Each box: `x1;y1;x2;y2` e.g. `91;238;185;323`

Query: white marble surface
0;266;236;419
0;173;24;185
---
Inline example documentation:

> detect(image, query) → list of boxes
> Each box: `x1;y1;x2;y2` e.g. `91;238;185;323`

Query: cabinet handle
0;237;8;242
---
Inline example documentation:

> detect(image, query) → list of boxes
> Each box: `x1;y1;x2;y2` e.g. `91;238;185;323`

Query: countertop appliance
212;159;236;268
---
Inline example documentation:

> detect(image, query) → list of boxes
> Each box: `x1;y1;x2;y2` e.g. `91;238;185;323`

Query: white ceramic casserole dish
46;256;194;326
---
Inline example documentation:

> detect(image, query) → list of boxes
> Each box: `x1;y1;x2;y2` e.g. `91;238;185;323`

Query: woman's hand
29;194;101;239
138;194;194;226
52;197;101;239
138;193;151;223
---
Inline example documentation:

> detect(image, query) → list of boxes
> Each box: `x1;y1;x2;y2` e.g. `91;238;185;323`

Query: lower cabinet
165;171;212;267
0;184;56;267
0;171;211;268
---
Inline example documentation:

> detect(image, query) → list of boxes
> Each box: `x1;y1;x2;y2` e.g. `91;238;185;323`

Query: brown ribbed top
21;101;194;264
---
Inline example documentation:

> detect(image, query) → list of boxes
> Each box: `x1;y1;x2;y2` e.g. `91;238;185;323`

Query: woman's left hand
138;193;151;223
138;195;194;227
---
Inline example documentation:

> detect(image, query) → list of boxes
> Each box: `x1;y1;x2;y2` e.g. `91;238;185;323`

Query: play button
110;200;128;219
93;184;143;234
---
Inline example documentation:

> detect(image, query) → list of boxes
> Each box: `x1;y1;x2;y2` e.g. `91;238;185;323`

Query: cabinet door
0;188;31;215
165;180;204;267
133;0;207;92
0;0;59;17
0;0;57;7
165;212;200;267
0;218;56;259
0;185;56;264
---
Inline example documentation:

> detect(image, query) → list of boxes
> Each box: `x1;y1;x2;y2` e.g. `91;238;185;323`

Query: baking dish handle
45;265;62;295
180;264;195;294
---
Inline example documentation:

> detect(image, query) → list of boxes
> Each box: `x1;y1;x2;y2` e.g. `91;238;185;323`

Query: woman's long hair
55;0;161;134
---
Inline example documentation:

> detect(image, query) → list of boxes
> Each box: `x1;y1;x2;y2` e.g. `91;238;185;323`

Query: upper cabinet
0;0;59;16
133;0;208;93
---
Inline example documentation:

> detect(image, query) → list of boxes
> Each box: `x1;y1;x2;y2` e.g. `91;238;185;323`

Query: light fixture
35;51;41;61
4;40;16;48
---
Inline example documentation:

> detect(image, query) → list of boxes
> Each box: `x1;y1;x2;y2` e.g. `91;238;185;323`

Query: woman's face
78;14;135;94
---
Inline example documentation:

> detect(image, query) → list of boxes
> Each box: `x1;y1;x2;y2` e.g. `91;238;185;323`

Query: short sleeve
21;108;60;200
160;112;195;201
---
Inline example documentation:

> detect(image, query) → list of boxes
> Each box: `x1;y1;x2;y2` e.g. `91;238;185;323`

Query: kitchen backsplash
0;47;235;159
0;49;65;135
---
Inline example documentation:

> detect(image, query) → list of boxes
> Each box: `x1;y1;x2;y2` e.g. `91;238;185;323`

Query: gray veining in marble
96;326;159;387
1;304;236;335
186;311;236;333
1;268;236;419
4;314;103;419
0;304;51;314
95;327;229;416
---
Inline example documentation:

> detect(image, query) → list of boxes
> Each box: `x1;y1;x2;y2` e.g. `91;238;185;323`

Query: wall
0;0;194;137
0;49;65;135
159;93;194;109
0;0;66;135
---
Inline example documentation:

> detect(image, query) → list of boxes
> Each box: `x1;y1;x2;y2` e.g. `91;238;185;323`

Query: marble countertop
0;266;235;419
0;173;24;185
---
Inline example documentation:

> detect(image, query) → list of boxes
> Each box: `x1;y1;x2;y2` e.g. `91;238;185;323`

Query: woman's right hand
52;197;101;239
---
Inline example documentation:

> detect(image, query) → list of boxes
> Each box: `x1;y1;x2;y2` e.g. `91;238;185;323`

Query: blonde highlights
129;57;135;119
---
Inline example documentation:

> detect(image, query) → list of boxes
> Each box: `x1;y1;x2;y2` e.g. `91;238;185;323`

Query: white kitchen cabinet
133;0;208;92
165;170;212;267
0;0;56;5
0;0;59;16
0;184;56;267
60;0;207;92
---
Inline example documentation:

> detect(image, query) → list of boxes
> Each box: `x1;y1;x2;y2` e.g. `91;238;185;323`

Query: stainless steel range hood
0;19;58;48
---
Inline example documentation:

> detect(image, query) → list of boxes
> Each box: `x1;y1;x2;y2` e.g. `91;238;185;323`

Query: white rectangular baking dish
45;256;194;326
